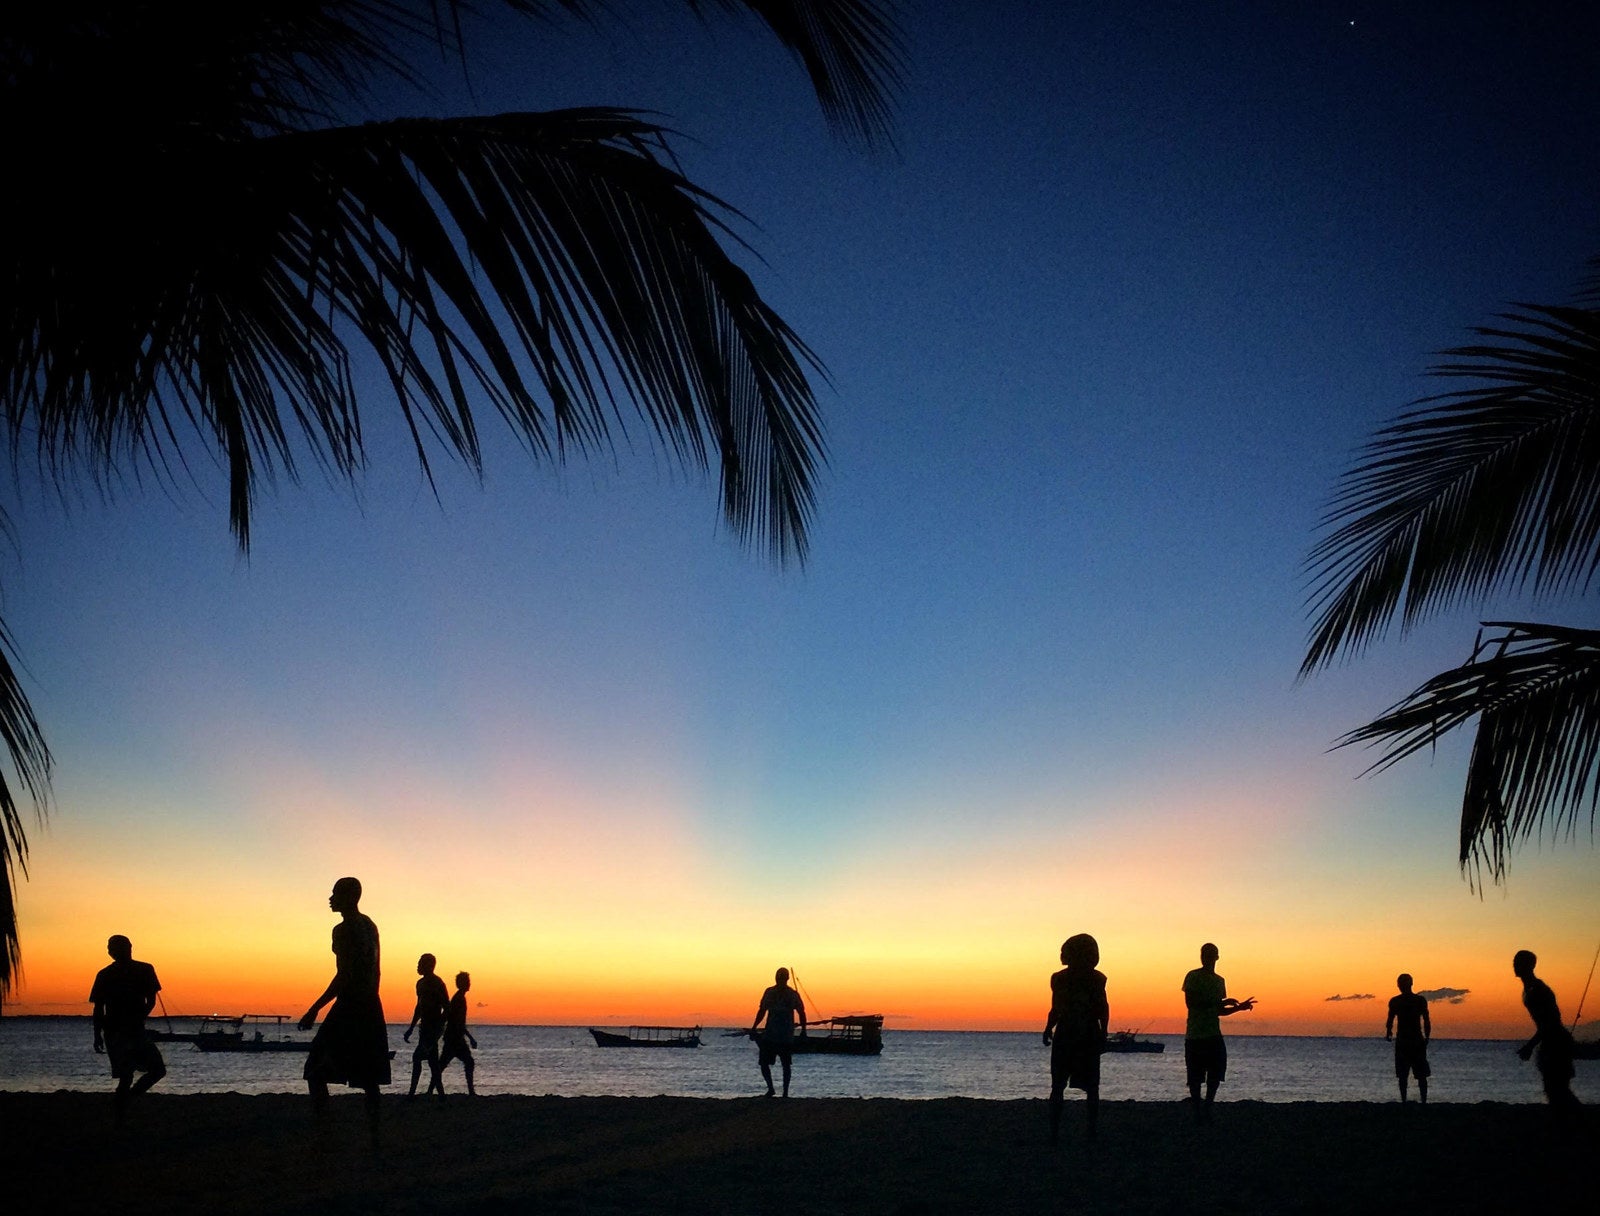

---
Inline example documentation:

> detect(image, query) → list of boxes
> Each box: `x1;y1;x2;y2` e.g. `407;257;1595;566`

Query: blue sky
8;2;1600;1028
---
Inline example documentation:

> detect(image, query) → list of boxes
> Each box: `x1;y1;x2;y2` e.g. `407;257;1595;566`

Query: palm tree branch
1335;622;1600;885
1302;302;1600;674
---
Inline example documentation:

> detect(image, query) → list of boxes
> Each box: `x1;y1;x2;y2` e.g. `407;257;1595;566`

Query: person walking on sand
749;967;807;1097
1043;933;1109;1144
1513;950;1580;1112
1181;942;1254;1121
1385;973;1431;1104
89;935;167;1114
402;953;449;1097
438;971;479;1096
299;877;391;1143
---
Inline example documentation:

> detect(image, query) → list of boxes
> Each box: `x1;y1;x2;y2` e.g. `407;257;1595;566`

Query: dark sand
3;1093;1593;1214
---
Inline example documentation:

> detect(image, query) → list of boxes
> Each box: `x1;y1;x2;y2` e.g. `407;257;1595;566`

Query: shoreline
6;1093;1592;1214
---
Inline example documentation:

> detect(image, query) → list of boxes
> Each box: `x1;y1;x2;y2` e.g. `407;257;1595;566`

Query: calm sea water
3;1022;1595;1104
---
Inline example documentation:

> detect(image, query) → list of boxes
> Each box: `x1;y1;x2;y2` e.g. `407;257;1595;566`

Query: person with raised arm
1181;942;1254;1121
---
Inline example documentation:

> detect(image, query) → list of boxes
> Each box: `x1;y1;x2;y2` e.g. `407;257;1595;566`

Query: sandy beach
3;1093;1592;1214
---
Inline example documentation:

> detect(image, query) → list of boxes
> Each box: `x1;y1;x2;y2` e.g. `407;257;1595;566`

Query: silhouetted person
438;971;478;1096
749;966;807;1097
402;953;449;1097
1182;942;1254;1120
1385;973;1431;1103
1042;933;1109;1143
89;935;167;1114
1513;950;1580;1112
299;877;391;1143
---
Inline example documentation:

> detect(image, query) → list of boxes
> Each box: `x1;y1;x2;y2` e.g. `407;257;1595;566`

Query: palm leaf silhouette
1305;262;1600;881
0;0;902;994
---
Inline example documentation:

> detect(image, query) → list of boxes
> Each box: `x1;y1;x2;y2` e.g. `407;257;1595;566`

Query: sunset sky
6;3;1599;1037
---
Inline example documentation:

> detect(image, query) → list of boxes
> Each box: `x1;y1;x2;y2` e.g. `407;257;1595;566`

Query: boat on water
589;1025;702;1048
1101;1030;1164;1054
192;1014;312;1053
787;1014;884;1056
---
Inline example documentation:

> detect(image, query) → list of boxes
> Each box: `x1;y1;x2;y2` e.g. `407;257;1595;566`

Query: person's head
1396;973;1413;993
1062;933;1099;970
329;876;362;913
775;967;790;986
417;953;436;976
456;971;471;992
106;935;132;961
1200;942;1219;967
1513;950;1537;979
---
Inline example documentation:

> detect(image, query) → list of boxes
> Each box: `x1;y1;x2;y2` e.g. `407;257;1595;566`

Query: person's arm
1096;986;1110;1040
404;996;421;1041
1385;1002;1395;1041
300;974;340;1030
1042;1003;1057;1046
92;998;106;1053
748;999;767;1036
1421;1001;1431;1043
796;996;807;1036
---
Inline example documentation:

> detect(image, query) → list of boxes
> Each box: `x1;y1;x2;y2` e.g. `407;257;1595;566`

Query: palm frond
9;108;827;561
1302;299;1600;674
690;0;905;149
1336;622;1600;886
0;618;51;996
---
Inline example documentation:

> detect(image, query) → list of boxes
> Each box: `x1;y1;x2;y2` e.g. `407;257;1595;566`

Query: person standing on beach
438;971;479;1096
749;966;807;1097
1512;950;1580;1111
89;934;167;1114
1384;973;1431;1104
1181;942;1254;1120
402;953;449;1097
1043;933;1109;1143
299;877;391;1142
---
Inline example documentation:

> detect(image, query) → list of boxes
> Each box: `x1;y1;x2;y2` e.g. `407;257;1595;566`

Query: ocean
4;1020;1596;1104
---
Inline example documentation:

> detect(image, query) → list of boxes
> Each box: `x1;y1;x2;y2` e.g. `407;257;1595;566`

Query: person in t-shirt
89;934;167;1112
1181;942;1254;1120
749;967;807;1097
403;952;450;1097
1385;973;1432;1103
438;971;479;1096
1042;933;1109;1143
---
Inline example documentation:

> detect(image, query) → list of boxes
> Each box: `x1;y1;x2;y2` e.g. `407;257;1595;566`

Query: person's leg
759;1060;775;1096
1084;1083;1099;1138
409;1048;424;1097
780;1051;792;1097
1417;1073;1427;1104
307;1077;330;1117
427;1042;445;1096
1397;1072;1408;1102
1048;1081;1064;1144
462;1051;476;1096
363;1083;381;1148
130;1057;166;1097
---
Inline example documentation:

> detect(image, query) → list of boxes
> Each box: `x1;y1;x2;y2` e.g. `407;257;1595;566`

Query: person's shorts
440;1035;474;1068
105;1028;164;1081
1394;1039;1430;1080
1051;1033;1101;1092
758;1038;793;1068
1184;1036;1226;1088
412;1027;443;1059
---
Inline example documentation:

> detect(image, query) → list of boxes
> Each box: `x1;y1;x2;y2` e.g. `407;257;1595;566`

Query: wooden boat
589;1025;702;1048
787;1015;883;1056
192;1014;312;1053
1101;1030;1164;1054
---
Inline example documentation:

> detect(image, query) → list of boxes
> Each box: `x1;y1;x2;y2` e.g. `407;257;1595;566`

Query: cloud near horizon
1418;988;1470;1004
1324;993;1375;1002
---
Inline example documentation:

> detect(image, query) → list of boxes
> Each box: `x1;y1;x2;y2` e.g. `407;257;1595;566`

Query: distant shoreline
3;1015;1577;1042
5;1092;1592;1214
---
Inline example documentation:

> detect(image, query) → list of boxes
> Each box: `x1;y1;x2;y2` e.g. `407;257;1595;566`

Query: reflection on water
2;1023;1595;1104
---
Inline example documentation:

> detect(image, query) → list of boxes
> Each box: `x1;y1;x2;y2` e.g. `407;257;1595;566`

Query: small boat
1101;1030;1164;1054
192;1014;313;1053
589;1025;702;1048
788;1015;883;1056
